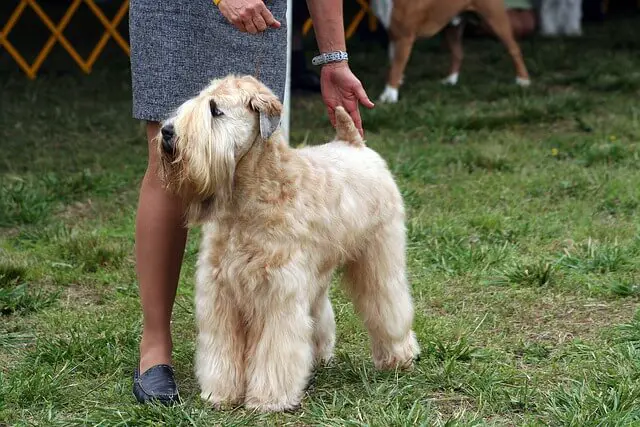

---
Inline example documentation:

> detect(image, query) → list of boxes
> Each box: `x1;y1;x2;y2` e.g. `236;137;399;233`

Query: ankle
139;330;173;373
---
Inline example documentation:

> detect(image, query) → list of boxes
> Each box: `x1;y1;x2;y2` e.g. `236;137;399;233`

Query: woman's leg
135;121;188;374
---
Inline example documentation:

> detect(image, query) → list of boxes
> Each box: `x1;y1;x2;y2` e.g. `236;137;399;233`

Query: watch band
311;51;348;66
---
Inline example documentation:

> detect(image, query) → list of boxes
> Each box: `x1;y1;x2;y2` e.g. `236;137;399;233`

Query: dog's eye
209;99;224;117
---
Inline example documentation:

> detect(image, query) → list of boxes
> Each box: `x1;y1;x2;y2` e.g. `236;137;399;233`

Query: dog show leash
251;0;282;80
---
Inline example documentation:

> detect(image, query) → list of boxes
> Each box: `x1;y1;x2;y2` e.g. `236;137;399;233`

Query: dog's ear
249;92;282;140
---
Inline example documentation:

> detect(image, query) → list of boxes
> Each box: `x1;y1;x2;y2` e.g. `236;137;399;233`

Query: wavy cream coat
158;75;419;412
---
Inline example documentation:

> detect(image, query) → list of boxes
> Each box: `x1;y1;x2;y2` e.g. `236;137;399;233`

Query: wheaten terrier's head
157;75;282;222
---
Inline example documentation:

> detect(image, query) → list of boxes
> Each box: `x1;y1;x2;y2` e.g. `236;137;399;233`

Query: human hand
218;0;281;34
320;62;374;138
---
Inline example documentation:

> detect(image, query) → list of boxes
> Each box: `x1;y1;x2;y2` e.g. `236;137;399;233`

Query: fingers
261;7;281;29
252;14;268;32
244;19;259;34
221;1;280;33
349;109;365;138
353;84;373;137
356;85;375;109
327;107;336;129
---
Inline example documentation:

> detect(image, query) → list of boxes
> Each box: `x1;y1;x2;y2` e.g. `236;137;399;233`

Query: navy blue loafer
133;364;180;405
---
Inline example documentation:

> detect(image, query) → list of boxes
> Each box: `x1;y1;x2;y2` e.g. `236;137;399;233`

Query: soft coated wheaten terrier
157;75;420;412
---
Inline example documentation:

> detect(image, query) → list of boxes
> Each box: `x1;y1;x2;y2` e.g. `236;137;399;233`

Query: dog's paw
244;399;303;413
373;331;420;371
200;391;241;410
516;77;531;87
378;85;399;103
441;73;459;86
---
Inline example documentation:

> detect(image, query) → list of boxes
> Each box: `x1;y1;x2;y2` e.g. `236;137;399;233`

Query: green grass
2;14;640;426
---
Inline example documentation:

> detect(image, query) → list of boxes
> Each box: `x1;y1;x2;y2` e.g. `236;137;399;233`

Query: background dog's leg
311;286;336;366
442;22;466;85
344;218;419;370
194;286;245;408
244;298;313;412
475;3;531;86
379;34;416;103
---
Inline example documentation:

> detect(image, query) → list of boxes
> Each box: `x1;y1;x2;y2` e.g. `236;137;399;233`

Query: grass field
2;14;640;426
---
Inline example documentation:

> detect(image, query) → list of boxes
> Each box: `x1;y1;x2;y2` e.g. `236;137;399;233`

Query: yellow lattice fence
303;0;378;39
0;0;130;79
0;0;377;80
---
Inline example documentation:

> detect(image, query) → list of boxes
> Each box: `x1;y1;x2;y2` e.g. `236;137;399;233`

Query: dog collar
312;51;348;66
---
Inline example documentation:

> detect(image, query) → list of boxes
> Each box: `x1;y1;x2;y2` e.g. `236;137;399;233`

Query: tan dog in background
377;0;532;103
158;75;420;412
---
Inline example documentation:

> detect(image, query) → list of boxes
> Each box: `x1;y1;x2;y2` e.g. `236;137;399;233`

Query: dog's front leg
244;296;313;412
379;34;416;103
194;277;245;409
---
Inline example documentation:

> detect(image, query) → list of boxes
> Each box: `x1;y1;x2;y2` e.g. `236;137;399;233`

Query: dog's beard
158;116;260;225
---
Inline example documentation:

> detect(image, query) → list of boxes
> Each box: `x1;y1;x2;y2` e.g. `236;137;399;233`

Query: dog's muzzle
161;124;175;155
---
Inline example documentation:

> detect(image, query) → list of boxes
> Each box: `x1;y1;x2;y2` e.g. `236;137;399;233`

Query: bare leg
476;4;531;85
442;22;466;85
344;218;419;370
565;0;583;36
136;121;188;374
540;0;560;36
379;34;416;103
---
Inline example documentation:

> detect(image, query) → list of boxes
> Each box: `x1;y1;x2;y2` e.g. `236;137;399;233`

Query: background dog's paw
378;85;399;103
199;392;240;410
516;77;531;87
441;73;459;86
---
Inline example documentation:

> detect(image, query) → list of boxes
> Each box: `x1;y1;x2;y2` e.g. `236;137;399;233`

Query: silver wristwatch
311;51;348;66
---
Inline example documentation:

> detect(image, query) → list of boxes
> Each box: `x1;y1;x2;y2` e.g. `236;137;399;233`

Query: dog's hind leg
311;286;336;366
442;21;466;85
243;285;314;412
475;1;531;86
344;216;420;370
194;282;246;408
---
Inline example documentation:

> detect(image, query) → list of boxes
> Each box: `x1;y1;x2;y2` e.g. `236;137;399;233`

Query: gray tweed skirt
129;0;288;122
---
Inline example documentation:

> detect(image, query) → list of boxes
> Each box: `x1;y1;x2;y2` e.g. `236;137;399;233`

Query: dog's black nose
161;124;175;154
161;124;174;142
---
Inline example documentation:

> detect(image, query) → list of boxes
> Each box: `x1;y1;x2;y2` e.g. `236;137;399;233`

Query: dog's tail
335;106;365;147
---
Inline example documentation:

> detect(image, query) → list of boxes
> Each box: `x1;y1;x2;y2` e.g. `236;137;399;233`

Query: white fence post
282;0;292;143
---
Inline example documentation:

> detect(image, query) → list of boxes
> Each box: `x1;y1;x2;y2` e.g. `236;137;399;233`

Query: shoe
132;364;180;405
